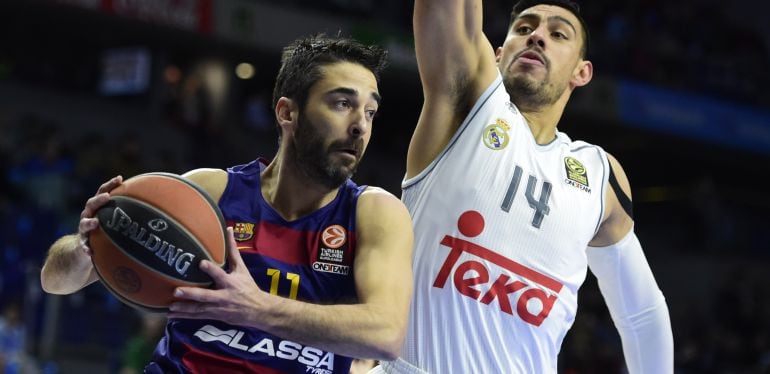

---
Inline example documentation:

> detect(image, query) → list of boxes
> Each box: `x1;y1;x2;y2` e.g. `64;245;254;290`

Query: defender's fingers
96;175;123;194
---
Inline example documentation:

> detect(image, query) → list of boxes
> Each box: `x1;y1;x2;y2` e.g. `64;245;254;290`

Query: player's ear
275;97;298;133
571;59;593;88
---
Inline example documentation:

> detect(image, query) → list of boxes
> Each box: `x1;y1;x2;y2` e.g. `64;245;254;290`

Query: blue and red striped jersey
147;159;365;374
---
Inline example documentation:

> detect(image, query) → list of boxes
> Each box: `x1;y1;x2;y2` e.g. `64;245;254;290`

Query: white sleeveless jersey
395;75;610;373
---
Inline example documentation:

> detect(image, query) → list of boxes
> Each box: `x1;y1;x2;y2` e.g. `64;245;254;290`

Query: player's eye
552;31;568;40
516;26;533;34
334;99;351;109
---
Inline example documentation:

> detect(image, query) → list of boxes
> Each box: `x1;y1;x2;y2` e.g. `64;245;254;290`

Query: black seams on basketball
96;197;213;284
89;172;227;312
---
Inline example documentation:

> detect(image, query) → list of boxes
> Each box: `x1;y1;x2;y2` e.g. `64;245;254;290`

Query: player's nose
349;109;369;138
527;28;546;49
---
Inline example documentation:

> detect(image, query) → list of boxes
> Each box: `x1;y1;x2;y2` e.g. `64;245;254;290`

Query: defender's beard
504;73;564;111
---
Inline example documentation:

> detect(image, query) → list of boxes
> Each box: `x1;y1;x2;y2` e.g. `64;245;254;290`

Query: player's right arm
407;0;499;178
40;176;123;294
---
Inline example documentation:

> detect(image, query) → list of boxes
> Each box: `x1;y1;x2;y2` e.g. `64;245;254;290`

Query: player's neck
260;156;339;221
520;95;569;145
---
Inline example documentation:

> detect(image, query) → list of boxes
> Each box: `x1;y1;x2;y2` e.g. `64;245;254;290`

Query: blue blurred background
1;0;769;373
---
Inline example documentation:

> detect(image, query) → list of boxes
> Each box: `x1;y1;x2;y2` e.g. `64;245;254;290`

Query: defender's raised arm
408;0;499;178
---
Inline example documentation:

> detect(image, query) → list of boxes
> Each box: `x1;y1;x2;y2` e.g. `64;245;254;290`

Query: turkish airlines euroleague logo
433;210;564;326
321;225;346;249
314;225;349;275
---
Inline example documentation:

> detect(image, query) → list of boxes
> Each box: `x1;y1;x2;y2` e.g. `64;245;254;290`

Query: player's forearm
40;234;97;294
617;300;673;374
258;295;405;360
587;231;673;373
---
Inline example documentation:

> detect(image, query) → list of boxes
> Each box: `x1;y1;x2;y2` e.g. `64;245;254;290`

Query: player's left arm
587;153;674;374
167;187;414;360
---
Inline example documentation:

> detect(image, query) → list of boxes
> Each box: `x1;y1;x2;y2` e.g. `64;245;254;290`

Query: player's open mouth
517;51;545;67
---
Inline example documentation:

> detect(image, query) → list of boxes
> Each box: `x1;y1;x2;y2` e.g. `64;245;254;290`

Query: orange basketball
89;173;227;312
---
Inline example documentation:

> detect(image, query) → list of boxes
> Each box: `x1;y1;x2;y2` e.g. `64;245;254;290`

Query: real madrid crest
482;118;511;150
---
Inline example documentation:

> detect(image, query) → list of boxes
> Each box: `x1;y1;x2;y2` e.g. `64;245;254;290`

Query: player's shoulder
182;168;228;203
563;138;630;181
358;187;409;216
356;187;413;239
559;136;610;167
359;186;401;205
563;135;602;153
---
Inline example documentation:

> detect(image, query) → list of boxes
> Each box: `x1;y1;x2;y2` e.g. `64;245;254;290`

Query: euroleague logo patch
315;225;349;275
563;157;591;194
482;118;511;150
321;225;346;249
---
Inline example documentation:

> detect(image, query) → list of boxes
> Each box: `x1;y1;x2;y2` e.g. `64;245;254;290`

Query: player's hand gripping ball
89;173;227;312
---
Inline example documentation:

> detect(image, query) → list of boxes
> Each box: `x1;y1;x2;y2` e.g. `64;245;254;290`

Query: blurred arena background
1;0;769;373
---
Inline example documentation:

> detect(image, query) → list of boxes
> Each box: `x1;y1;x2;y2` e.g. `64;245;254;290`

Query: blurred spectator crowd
285;0;770;110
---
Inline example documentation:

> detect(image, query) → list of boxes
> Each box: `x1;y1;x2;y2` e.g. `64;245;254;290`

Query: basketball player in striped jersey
374;1;674;373
40;35;414;373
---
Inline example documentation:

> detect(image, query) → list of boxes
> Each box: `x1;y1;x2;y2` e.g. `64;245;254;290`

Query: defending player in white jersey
374;0;674;373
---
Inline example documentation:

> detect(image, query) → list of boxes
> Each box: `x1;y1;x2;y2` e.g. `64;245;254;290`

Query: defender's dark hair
272;33;388;115
509;0;590;58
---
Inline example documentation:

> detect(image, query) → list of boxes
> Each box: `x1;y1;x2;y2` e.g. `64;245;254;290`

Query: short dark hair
272;34;388;114
509;0;590;58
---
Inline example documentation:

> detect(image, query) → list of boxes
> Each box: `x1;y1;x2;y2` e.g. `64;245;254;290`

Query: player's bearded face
291;110;363;189
503;48;570;110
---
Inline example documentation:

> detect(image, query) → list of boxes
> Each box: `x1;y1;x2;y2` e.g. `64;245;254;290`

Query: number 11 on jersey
266;268;300;300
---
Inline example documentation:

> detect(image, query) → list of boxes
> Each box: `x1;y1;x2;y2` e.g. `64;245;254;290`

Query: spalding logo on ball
89;172;227;312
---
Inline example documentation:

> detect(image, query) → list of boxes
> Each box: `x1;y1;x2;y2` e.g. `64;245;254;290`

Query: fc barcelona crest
233;222;255;241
